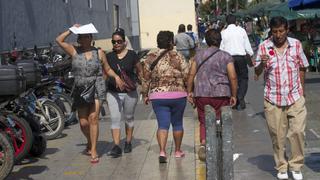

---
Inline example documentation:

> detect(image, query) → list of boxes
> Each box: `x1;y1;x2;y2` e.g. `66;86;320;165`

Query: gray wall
0;0;140;52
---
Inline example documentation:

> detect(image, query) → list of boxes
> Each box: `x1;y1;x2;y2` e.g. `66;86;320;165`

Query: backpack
185;32;195;43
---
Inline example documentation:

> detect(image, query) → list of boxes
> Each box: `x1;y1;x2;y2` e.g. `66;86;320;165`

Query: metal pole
226;0;229;14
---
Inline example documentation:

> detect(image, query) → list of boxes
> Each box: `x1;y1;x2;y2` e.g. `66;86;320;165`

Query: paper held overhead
69;23;98;34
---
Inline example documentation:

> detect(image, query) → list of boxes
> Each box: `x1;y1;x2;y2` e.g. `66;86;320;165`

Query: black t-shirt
106;50;139;93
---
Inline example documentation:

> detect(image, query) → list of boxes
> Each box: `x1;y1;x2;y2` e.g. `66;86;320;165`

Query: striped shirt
255;37;309;106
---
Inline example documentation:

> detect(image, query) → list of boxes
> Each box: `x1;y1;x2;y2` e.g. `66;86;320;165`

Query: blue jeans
151;97;186;131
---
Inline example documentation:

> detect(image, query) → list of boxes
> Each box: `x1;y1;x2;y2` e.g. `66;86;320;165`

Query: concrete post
222;106;233;180
205;105;218;180
205;105;233;180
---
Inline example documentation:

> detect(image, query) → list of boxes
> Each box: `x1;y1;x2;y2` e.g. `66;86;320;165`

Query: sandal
175;150;185;158
90;156;99;164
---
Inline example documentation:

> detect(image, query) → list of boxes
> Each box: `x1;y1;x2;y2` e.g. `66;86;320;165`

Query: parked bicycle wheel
0;132;14;180
39;100;65;140
51;92;77;126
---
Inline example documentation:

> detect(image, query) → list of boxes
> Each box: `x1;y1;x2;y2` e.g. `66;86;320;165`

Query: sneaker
277;171;288;180
291;171;303;180
107;145;122;158
159;151;167;163
198;145;206;161
124;142;132;153
175;150;185;158
159;156;167;163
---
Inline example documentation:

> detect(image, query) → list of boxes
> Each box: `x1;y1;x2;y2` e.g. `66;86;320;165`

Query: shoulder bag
117;64;136;92
196;49;220;73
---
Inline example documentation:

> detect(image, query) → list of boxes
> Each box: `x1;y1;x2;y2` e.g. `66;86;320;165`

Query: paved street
7;70;320;180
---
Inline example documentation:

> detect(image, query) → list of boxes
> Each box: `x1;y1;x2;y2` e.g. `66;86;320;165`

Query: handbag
80;79;96;103
117;64;136;92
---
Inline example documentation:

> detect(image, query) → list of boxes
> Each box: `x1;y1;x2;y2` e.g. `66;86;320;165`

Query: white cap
69;23;98;34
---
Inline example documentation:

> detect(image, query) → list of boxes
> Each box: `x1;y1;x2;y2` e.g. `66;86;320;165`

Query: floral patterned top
141;49;189;96
71;48;106;109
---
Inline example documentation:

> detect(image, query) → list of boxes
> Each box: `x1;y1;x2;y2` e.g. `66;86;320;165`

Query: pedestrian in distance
255;16;309;180
105;29;143;158
187;29;237;161
186;24;199;58
142;31;189;163
174;24;195;62
220;14;253;110
55;24;125;164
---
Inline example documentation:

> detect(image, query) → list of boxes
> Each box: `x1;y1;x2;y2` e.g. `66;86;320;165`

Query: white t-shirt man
220;24;253;56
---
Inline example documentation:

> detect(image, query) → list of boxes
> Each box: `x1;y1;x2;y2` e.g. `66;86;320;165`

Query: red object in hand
268;49;275;56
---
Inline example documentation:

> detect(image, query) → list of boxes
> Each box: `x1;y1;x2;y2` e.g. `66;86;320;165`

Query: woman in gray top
56;24;124;163
187;29;237;161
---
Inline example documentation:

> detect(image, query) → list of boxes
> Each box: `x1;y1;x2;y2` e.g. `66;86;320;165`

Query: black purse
80;80;96;103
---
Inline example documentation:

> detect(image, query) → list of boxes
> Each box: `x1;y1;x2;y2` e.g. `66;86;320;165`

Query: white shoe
291;171;303;180
277;172;288;179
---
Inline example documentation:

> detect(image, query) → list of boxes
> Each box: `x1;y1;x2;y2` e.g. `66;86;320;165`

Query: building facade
0;0;140;52
138;0;197;49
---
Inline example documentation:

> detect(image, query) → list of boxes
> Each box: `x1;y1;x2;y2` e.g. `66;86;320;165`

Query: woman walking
56;24;124;163
142;31;189;163
106;29;142;158
187;29;237;161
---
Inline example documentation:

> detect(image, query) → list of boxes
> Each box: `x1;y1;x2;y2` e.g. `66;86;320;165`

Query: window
88;0;92;8
105;0;108;11
126;0;131;18
113;4;120;29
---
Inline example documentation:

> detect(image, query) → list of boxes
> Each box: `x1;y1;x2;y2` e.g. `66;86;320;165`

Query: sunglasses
111;40;124;45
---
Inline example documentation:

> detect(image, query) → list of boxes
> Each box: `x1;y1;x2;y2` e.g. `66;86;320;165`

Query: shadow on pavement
54;133;68;139
254;111;266;119
248;155;276;177
305;78;320;84
305;153;320;172
149;143;194;155
7;165;48;180
44;147;60;156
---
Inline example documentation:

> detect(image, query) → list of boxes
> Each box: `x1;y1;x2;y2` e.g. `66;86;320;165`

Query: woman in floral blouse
142;31;189;163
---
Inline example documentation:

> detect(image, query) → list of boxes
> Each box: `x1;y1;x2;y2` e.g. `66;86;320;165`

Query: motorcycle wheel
0;132;14;180
29;134;47;157
10;115;33;163
39;101;65;140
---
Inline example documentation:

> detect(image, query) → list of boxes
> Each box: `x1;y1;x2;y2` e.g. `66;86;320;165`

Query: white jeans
106;91;138;129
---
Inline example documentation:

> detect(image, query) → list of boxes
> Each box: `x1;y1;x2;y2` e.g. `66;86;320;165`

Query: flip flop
90;156;99;164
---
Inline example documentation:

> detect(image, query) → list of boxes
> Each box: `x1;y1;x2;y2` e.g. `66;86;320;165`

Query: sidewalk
7;72;320;180
8;102;198;180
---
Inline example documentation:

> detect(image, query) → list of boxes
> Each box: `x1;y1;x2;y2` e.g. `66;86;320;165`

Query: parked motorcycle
0;132;14;180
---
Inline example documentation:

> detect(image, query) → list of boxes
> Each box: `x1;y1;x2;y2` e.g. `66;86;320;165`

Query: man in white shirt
220;14;253;110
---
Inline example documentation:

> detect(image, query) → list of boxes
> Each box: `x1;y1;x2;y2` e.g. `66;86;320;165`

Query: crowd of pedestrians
55;15;309;180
